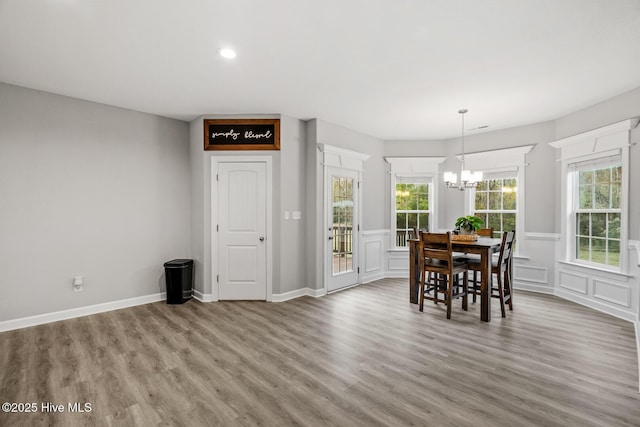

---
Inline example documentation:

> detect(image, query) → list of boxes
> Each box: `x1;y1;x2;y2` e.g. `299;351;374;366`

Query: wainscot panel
361;230;388;283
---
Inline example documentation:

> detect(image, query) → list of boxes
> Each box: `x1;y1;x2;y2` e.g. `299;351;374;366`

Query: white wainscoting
386;250;409;278
380;231;560;294
555;255;639;323
361;230;389;283
512;233;559;294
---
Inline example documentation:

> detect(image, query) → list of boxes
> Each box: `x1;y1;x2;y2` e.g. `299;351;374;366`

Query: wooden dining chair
412;227;430;241
465;227;493;300
466;231;515;317
476;228;494;238
419;231;468;319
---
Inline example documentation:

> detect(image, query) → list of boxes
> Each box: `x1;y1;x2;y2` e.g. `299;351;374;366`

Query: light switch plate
292;211;302;220
284;211;290;220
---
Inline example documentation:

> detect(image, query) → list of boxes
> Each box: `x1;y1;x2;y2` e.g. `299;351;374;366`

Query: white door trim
325;167;361;292
320;146;369;294
211;156;273;302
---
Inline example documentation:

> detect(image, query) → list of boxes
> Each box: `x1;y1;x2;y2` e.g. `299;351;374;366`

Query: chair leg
505;269;513;311
472;270;478;303
497;272;506;318
462;272;468;311
446;275;453;319
419;269;425;312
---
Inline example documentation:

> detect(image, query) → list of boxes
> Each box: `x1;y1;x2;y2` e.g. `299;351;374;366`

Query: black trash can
163;259;193;304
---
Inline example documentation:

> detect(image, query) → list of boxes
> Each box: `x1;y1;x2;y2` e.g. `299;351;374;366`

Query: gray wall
440;121;557;232
305;119;386;290
305;120;323;291
314;119;386;230
383;121;557;233
189;114;307;296
279;116;307;293
382;87;640;240
0;83;191;322
3;80;638;323
554;87;640;240
384;139;447;232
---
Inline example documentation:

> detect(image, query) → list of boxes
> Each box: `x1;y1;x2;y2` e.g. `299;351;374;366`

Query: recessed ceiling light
219;48;236;59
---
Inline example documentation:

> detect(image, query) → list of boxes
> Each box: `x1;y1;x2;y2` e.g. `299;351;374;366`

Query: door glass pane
333;177;354;275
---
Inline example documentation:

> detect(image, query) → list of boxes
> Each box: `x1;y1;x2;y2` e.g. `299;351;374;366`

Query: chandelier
444;108;483;190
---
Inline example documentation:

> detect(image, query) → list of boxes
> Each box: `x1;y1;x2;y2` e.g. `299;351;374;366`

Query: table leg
480;248;491;322
409;240;419;304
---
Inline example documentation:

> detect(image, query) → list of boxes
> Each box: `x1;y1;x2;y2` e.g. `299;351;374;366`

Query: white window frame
385;157;445;249
393;174;433;247
569;157;622;268
549;119;633;273
462;145;532;255
472;172;518;238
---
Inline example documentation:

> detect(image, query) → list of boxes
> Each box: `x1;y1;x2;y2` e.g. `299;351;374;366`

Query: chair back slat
497;231;515;268
421;232;452;263
476;228;494;237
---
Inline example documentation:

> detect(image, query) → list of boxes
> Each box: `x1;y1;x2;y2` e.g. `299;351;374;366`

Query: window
571;159;622;268
460;146;531;254
473;176;517;238
395;177;431;247
386;157;443;249
549;119;632;273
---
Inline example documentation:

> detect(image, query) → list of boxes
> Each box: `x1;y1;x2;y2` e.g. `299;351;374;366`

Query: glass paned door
332;176;354;275
327;168;359;292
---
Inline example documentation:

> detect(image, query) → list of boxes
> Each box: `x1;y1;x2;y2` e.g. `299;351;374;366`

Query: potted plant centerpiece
455;215;484;235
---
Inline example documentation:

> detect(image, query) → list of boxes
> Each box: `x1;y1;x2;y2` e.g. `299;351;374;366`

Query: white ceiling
1;0;639;139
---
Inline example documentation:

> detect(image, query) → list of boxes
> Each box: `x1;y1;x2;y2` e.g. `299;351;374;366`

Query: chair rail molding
524;232;561;241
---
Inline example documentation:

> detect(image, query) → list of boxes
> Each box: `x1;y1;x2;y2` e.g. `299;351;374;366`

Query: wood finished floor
0;278;638;426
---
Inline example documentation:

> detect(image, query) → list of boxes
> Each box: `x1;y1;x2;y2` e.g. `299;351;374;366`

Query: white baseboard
193;289;216;302
271;287;325;302
0;293;165;333
384;271;409;279
512;281;555;295
554;288;637;323
362;272;386;284
635;320;640;393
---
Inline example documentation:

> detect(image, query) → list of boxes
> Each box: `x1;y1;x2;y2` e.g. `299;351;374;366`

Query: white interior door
218;162;267;300
327;167;359;292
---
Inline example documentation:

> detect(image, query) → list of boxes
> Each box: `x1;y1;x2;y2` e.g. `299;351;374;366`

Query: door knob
259;237;265;242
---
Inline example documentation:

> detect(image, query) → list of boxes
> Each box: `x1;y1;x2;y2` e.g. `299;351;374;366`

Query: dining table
408;236;502;322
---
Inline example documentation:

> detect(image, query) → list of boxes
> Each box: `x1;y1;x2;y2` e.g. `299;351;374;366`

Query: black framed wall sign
204;119;280;150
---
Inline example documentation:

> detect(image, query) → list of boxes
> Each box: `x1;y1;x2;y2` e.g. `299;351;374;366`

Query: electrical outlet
73;276;83;292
